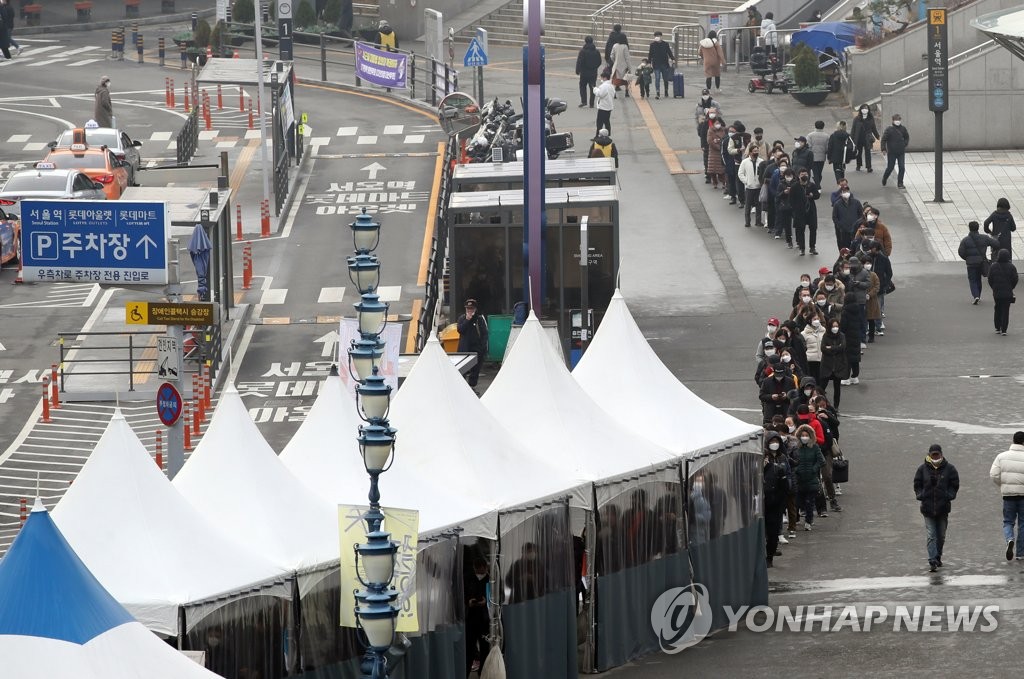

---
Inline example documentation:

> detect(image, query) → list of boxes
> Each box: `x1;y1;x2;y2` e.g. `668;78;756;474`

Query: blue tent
791;21;865;57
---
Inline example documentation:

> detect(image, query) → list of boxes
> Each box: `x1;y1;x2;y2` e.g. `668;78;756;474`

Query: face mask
801;296;811;304
477;573;487;581
831;327;839;334
728;131;736;137
764;349;775;356
842;268;851;276
207;637;221;648
767;325;778;334
894;120;902;126
781;355;792;363
861;110;868;118
800;176;809;183
864;263;872;271
714;123;723;129
825;285;835;291
702;95;711;102
768;442;780;451
814;302;825;310
801;280;810;287
693;480;705;491
804;389;813;397
795;142;804;148
779;164;788;171
788;425;796;433
655;36;662;42
799;436;811;444
709;113;717;119
841;191;851;199
755;135;763;141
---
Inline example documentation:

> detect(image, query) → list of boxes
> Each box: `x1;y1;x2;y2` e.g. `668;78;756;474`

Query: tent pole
177;605;186;650
289;575;301;675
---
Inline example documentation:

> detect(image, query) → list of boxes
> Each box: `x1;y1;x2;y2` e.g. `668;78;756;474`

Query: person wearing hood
984;197;1017;258
94;75;113;128
840;291;864;386
914;444;960;571
761;11;778;54
793;424;825;531
698;30;726;91
851;104;879;172
647;31;675;99
988;248;1019;335
880;113;910;188
819;317;848;408
990;431;1024;561
377;20;398;50
588;128;619;167
958;221;1000;304
791;135;814;174
604;23;625;63
763;431;792;567
759;365;792;425
575;36;603;108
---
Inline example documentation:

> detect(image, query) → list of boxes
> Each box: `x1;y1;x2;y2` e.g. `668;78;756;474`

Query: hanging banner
355;42;408;89
338;505;419;632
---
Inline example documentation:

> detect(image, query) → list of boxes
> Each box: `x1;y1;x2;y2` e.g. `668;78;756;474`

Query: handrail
715;25;801;68
590;0;622;20
882;39;994;93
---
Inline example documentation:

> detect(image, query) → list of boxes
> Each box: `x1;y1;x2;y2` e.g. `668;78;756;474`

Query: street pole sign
126;301;215;326
464;37;488;67
157;382;183;427
278;0;294;61
19;201;168;284
928;4;947;202
157;336;182;381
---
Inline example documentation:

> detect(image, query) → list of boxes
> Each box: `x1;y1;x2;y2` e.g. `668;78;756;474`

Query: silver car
50;126;144;185
0;168;107;212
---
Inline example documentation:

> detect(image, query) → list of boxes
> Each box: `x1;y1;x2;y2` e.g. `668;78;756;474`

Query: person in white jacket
737;144;764;227
990;431;1024;561
593;70;616;136
801;317;826;382
760;12;778;54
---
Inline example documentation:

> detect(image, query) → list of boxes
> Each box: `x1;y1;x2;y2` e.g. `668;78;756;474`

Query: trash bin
487;315;513;363
439;323;460;353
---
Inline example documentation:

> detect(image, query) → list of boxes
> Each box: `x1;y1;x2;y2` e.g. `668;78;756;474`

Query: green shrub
323;0;342;24
211;20;225;48
194;18;212;47
232;0;254;23
295;0;316;28
791;44;821;89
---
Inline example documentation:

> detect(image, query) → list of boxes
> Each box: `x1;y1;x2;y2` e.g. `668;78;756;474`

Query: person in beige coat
990;431;1024;561
698;30;726;91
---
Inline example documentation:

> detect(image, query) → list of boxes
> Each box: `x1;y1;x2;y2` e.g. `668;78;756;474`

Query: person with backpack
588;128;619;167
377;20;398;51
457;298;489;389
958;220;1000;304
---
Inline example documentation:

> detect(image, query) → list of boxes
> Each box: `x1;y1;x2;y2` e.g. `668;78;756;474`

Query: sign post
157;336;182;380
927;4;947;203
278;0;293;61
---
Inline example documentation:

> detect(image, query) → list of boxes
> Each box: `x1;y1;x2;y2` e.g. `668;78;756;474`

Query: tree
322;0;342;24
194;18;212;48
295;0;316;27
791;44;821;90
232;0;254;23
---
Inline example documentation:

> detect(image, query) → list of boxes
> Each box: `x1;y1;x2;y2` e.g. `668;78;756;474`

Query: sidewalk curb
17;7;215;37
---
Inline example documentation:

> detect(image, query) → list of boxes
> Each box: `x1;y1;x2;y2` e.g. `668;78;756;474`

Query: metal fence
175;107;199;166
415;137;458;352
671;22;705;63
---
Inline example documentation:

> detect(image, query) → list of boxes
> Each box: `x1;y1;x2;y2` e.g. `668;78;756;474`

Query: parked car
50;122;143;186
0;168;108;211
0;207;19;266
39;134;131;200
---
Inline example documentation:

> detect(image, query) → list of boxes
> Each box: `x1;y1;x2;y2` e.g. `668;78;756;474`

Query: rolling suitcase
673;72;685;98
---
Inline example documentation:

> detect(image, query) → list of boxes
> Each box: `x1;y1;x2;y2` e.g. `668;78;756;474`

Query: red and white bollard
247;97;254;129
217;83;223;110
203;364;211;410
242;242;253;290
236;204;243;241
155;429;163;470
184;404;193;451
239;86;245;112
20;498;27;525
260;199;270;238
165;77;171;107
184;82;191;112
40;375;51;423
169;78;176;108
50;364;60;409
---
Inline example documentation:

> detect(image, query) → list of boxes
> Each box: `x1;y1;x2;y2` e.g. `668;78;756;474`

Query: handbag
832;453;849;483
758;183;769;204
884;279;896;294
981;258;991;277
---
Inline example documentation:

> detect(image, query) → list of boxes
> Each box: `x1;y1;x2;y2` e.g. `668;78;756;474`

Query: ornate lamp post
347;208;399;679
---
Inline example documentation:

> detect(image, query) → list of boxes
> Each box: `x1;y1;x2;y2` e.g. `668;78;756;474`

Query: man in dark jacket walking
647;31;675;99
914;444;960;572
825;121;855;182
880;113;910;188
575;36;603;108
850;104;879;172
457;298;489;388
958;221;1000;304
988;248;1019;335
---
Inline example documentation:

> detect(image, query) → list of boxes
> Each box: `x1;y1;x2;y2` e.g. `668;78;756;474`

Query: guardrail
715;25;801;69
175;107;199;166
416;136;458;352
882;38;994;94
671;22;705;63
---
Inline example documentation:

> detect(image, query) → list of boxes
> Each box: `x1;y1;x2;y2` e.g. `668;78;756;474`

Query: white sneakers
779;534;789;544
840;379;851;386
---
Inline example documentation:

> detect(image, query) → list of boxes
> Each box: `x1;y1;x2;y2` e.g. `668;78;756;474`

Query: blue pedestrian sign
464;37;488;67
156;382;183;426
19;200;169;284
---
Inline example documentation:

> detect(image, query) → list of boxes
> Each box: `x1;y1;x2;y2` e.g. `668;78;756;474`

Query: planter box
790;90;830;106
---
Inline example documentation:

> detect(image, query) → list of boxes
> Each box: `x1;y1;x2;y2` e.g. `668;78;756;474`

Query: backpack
590;142;613;159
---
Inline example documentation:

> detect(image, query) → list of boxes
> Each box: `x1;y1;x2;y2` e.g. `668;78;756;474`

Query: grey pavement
13;1;209;34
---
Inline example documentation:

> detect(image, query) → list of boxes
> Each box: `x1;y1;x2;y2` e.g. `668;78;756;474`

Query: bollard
50;364;60;409
239;86;245;112
191;374;200;425
184;404;193;451
169;78;175;108
191;12;198;32
202;91;211;131
203;364;211;409
180;43;187;69
217;83;223;110
40;376;51;423
242;243;252;289
159;36;165;67
20;498;27;525
165;77;171;107
236;204;243;241
184;83;191;113
14;256;23;284
117;29;125;61
137;35;144;64
247;97;254;129
155;429;163;470
260;199;270;238
132;21;139;47
194;393;203;433
206;45;212;60
111;29;118;59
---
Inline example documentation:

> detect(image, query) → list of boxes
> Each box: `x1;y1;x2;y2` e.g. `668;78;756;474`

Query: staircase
461;0;740;47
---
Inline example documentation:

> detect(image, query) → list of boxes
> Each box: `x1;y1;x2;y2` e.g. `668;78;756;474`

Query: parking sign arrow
361;162;387;179
137;234;157;258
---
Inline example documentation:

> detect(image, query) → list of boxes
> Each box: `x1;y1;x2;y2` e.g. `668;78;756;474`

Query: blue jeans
967;264;983;299
1003;496;1024;555
924;514;948;564
654;66;673;95
883;152;906;185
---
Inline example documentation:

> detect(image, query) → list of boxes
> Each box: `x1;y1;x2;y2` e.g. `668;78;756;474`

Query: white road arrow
0;341;5;350
314;330;340;358
137;234;157;258
361;162;387;179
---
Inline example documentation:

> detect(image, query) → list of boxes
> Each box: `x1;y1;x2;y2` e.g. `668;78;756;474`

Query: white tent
481;312;679;500
0;500;223;679
173;385;341;571
51;410;288;636
573;290;761;453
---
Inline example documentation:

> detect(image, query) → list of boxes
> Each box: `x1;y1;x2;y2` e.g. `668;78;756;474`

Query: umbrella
187;223;212;302
791;21;865;60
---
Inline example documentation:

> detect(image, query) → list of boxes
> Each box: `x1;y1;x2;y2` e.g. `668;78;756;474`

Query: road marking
244;130;262;139
383;125;404;134
357;135;378;144
635;97;685;175
261;289;288;305
406;298;422;353
376;285;402;302
65;59;104;68
198;130;219;140
314;152;439;159
337;126;358;136
418;142;446;286
299;81;440;123
0;106;75;132
216;141;237;149
22;143;47;151
309;136;331;146
229;140;259;195
6;135;30;143
403;134;425;144
150;131;172;141
317;287;346;304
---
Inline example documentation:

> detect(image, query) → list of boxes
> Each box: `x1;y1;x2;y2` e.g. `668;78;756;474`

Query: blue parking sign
20;200;169;284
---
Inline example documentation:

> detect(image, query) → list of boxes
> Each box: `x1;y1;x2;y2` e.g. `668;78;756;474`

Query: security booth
196;58;298;215
447;186;619;360
451;157;618;193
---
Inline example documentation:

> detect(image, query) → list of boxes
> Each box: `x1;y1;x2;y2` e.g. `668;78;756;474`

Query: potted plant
788;44;831;106
172;29;194;48
185;18;212;65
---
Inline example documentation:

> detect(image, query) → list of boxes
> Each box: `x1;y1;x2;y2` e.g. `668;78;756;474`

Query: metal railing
671;22;705;63
882;39;995;94
175;107;199;166
715;25;801;69
416;137;459;352
589;0;669;36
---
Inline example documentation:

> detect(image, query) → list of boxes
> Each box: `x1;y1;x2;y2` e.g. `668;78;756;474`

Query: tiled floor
903;152;1024;262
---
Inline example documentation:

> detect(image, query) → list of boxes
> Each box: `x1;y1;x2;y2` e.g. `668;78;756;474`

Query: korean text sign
355;42;408;89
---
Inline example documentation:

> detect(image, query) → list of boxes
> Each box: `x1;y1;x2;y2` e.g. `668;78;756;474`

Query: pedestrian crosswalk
262;285;406;306
0;44;107;68
0;283;99;309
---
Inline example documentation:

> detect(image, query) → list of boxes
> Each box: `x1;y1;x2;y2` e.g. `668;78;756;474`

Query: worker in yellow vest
378;20;398;51
588;128;619;168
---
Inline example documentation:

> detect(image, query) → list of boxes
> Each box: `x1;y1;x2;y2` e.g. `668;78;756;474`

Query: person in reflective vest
378;20;398;51
588;128;619;168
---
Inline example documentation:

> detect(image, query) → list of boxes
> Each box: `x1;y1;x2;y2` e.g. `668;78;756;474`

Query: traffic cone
233;48;239;58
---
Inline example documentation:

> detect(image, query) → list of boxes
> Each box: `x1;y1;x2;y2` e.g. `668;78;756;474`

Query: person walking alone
988;248;1019;335
94;76;114;128
0;0;12;60
990;431;1024;562
826;121;855;182
880;113;909;188
0;0;20;57
698;30;726;91
647;31;675;99
958;221;999;304
593;70;615;135
457;299;489;390
913;444;960;572
575;37;603;108
851;104;879;172
984;197;1016;258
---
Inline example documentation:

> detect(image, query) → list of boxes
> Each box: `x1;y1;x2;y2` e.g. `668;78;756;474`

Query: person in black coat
759;367;792;425
825;121;855;182
958;221;1000;304
880;113;910;188
647;31;675;99
984;197;1017;258
819;318;848;409
774;169;805;249
575;36;603;108
795;168;820;256
763;431;791;567
464;557;491;674
457;298;489;387
913;444;960;571
839;292;863;385
988;248;1019;335
850;104;879;172
604;24;625;63
832;187;862;251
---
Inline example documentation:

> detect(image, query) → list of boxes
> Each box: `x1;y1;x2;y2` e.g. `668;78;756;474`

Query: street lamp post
347;207;399;679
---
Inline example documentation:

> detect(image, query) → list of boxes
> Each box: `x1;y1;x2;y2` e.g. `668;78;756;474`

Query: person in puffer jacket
913;444;959;572
990;431;1024;561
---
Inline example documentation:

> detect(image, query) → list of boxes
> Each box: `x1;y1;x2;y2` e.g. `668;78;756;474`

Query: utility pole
523;0;546;312
165;243;185;478
254;2;271;209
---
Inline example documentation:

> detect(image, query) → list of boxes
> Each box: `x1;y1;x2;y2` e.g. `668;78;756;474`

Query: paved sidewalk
15;1;207;33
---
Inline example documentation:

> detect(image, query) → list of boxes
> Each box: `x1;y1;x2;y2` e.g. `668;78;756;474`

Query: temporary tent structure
173;385;341;571
0;499;222;678
573;290;761;454
51;410;289;636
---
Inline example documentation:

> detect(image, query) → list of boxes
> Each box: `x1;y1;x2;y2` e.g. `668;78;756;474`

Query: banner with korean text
355;42;408;89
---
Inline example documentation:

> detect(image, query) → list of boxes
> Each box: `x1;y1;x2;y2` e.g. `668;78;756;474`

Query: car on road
0;207;19;266
0;168;107;211
49;125;143;186
39;141;131;200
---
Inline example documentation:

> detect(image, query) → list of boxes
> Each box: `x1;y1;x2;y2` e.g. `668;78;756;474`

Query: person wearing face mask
832;183;863;251
794;169;820;256
825;120;856;182
776;321;807;374
816;283;844;319
860;253;882;343
880;113;910;188
763;431;792;567
706;115;727;190
93;75;113;128
647;31;676;99
465;556;491;673
801;315;826;382
791;135;814;174
760;148;783;232
759;365;792;425
850;104;879;172
575;36;603;108
698;29;727;91
774;169;804;248
754;339;781;387
723;124;744;205
204;625;236;676
984;197;1017;259
790;291;821;332
795;403;824;446
750;127;770;158
793;424;825;531
819;319;848;409
958;220;1000;305
792;274;814;308
861;207;893;256
830;177;853;205
755;316;781;364
866;240;892;332
914;444;960;572
839;291;864;385
738;144;765;227
778;348;804;382
695;99;721;183
807;120;829;186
